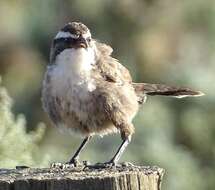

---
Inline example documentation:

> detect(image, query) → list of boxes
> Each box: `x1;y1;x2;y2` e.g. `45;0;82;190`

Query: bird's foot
101;160;117;167
51;160;90;169
50;162;72;169
50;158;81;169
67;157;80;167
85;161;134;170
86;160;117;169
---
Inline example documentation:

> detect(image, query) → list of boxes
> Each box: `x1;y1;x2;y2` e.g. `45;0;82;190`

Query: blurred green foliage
0;78;49;167
0;0;214;189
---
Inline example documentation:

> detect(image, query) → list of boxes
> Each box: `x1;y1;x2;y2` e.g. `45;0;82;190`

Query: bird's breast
42;47;98;126
43;66;114;135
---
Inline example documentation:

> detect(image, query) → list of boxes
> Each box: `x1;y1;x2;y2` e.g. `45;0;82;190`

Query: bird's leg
105;135;131;166
90;137;130;169
102;123;134;166
68;136;92;166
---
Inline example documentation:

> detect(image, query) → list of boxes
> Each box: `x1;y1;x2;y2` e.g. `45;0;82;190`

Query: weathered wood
0;165;164;190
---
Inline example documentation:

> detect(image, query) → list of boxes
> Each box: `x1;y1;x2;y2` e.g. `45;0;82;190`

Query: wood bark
0;165;164;190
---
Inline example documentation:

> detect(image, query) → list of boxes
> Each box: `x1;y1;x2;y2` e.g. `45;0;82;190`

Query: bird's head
50;22;93;62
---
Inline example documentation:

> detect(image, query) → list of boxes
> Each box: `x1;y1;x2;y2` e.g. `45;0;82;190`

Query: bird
42;22;204;166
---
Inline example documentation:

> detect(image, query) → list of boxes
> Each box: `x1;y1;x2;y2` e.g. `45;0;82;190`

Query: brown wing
92;41;138;139
94;41;132;83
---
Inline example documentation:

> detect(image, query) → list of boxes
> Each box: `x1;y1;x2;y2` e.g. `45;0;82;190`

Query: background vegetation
0;0;214;189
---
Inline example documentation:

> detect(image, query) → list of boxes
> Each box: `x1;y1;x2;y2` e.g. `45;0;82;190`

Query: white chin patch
55;31;79;39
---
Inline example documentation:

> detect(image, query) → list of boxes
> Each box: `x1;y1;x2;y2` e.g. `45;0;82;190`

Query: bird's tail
133;83;204;101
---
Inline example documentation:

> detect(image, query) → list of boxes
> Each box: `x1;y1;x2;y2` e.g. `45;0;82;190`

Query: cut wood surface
0;164;164;190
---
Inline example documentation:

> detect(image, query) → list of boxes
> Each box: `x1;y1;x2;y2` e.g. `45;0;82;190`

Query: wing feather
94;41;132;83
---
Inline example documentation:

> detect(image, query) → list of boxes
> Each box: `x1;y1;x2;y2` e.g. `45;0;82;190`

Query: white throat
55;48;95;76
50;47;96;94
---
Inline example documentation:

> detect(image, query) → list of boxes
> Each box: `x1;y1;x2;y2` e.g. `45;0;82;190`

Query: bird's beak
76;37;88;49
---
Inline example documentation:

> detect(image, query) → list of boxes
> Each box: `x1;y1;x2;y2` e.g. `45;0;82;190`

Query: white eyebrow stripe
54;31;79;39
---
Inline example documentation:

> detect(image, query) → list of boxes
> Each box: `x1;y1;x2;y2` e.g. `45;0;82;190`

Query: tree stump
0;164;164;190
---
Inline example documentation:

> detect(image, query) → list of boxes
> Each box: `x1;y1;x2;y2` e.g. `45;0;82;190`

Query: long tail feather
133;83;204;99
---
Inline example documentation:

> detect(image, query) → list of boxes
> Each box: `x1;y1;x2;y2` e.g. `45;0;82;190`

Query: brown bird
42;22;204;166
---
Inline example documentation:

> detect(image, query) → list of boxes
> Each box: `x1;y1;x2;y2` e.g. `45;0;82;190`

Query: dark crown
61;22;90;35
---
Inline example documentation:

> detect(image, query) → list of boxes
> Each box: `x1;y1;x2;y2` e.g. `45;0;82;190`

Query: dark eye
87;37;91;42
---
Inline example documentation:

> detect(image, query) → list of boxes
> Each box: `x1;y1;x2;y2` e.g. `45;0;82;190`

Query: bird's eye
87;37;91;42
71;34;79;39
